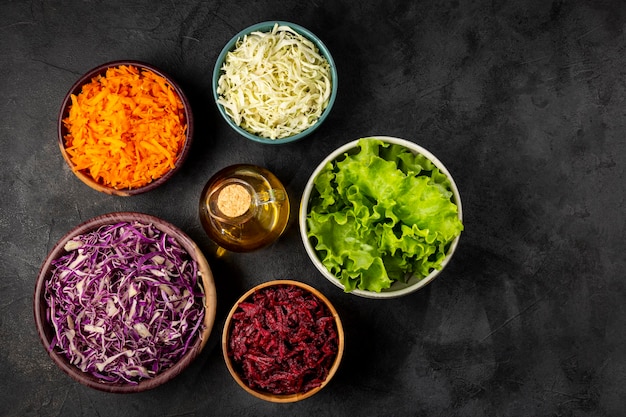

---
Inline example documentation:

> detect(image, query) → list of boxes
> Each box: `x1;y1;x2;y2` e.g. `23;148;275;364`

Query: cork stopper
216;183;252;218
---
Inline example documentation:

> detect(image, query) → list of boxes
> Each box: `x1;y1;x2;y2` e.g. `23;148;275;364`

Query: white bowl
299;136;463;299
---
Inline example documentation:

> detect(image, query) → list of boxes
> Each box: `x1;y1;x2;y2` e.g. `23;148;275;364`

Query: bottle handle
254;188;287;205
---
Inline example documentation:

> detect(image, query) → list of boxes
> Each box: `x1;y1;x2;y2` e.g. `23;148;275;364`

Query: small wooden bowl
33;212;217;393
58;61;194;196
222;280;344;402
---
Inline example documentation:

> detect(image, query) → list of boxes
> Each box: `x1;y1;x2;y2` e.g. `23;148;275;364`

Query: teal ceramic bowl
212;21;337;145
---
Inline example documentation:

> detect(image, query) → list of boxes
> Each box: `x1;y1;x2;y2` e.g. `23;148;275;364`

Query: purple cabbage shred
45;221;205;384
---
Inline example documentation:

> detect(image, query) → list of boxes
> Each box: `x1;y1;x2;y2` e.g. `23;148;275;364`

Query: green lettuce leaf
306;138;463;292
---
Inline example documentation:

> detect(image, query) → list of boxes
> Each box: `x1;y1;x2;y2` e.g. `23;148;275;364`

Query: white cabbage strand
217;24;332;139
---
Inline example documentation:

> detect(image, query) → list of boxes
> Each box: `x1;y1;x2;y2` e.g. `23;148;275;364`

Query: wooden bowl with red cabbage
33;212;217;393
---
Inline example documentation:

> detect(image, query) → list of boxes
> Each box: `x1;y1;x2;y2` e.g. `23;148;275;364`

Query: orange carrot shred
63;65;187;190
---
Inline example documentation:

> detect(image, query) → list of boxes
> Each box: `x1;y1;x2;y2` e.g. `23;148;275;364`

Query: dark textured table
2;1;625;416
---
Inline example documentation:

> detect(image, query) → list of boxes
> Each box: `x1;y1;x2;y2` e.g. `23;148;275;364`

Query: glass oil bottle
199;164;290;252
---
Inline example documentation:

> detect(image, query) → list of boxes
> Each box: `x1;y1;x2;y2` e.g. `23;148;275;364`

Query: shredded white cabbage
217;24;332;139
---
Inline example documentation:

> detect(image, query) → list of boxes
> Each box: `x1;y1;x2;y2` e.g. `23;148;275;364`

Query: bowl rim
33;211;217;393
212;21;338;145
221;279;344;403
299;136;463;299
57;60;194;196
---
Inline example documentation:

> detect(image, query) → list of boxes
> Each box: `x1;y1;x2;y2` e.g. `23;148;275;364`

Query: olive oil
199;164;290;252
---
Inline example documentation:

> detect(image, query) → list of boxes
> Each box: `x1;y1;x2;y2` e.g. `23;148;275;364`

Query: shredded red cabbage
44;221;205;384
228;284;339;395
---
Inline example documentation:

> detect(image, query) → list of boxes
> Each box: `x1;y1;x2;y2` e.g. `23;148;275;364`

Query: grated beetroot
228;284;339;395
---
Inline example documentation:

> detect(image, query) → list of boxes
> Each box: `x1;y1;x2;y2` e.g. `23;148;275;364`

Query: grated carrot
63;65;187;190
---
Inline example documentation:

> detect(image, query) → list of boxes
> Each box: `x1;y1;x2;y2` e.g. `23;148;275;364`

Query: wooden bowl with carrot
58;61;194;196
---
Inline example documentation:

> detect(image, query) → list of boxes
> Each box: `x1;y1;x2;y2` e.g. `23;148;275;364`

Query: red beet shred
228;284;339;395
